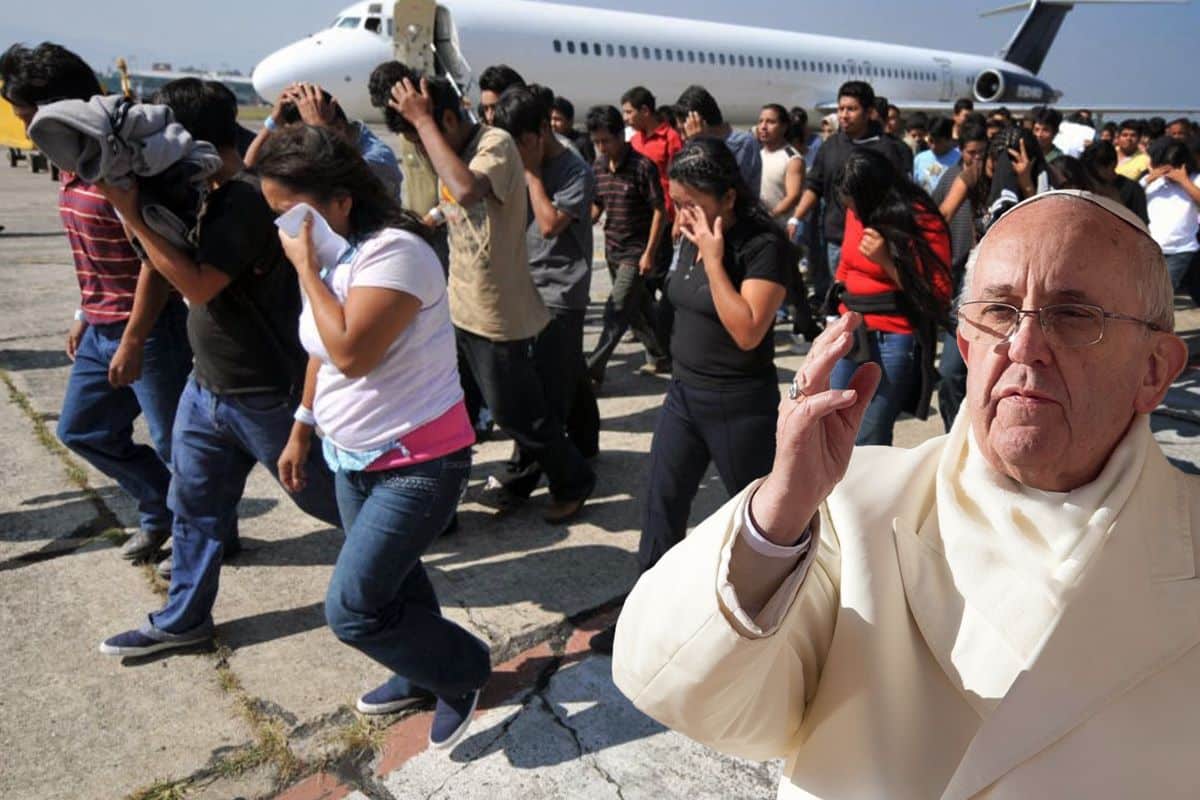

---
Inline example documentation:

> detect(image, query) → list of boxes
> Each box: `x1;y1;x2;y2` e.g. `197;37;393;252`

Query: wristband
293;405;317;427
787;217;801;227
74;309;85;322
428;206;445;225
263;116;278;132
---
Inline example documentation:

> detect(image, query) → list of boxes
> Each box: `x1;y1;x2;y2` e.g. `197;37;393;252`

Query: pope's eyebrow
972;285;1098;305
976;284;1014;299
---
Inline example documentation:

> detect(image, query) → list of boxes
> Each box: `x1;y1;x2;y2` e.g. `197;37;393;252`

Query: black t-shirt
188;175;305;394
668;223;791;388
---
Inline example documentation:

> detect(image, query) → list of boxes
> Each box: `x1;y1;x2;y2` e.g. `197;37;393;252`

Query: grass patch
126;778;190;800
326;714;388;757
0;370;91;488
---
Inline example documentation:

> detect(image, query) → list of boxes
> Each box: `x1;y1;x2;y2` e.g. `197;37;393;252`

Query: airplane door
393;0;437;73
938;61;953;102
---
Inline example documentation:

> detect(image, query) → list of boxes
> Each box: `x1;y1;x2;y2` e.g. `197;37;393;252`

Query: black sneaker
99;624;212;657
356;677;436;715
429;688;481;749
120;528;169;561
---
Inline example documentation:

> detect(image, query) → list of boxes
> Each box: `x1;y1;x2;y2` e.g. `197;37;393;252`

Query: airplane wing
815;99;1200;117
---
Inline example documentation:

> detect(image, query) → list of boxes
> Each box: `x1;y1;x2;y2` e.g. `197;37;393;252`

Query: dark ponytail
836;148;950;328
253;124;430;243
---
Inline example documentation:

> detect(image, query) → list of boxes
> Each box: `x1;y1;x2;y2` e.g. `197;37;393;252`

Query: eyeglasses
957;301;1164;348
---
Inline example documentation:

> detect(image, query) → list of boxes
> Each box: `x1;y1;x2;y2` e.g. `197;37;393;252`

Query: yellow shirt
1116;151;1150;180
442;125;548;341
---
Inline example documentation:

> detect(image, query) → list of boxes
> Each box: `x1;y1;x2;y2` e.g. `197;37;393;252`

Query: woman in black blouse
592;137;791;653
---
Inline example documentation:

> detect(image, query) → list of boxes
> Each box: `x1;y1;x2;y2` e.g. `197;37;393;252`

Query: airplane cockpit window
337;17;361;28
387;19;394;37
365;17;381;33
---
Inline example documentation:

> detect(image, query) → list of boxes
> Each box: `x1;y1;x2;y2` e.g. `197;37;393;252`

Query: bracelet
73;309;85;322
787;217;801;227
428;206;445;225
263;116;278;132
293;405;317;427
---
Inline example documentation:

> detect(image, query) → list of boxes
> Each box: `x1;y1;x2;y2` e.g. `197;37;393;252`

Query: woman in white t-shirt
257;124;488;750
1141;141;1200;291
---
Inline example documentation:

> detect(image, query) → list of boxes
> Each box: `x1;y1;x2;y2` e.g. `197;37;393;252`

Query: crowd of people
3;36;1199;755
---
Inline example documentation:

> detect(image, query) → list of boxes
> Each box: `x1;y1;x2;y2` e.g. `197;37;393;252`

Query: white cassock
612;412;1200;799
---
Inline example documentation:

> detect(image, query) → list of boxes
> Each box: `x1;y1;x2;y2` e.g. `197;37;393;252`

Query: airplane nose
251;46;295;103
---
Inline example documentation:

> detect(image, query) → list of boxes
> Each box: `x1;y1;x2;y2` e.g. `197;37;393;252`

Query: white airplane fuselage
252;0;1058;124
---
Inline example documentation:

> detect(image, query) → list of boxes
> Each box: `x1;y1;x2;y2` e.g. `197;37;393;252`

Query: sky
7;0;1199;110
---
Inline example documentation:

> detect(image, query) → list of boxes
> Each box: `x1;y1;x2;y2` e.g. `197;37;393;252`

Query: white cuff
741;496;812;559
293;405;317;427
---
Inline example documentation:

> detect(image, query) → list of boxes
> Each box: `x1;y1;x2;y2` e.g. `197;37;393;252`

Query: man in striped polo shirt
2;42;192;561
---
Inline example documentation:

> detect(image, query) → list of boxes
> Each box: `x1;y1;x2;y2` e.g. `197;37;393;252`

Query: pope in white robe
612;190;1200;799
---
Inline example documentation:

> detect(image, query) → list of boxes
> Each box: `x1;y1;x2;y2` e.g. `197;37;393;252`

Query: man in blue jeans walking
2;42;192;563
98;78;340;656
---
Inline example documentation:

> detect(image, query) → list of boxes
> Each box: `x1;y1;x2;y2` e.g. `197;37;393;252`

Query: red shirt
836;208;951;334
630;121;683;218
58;173;142;325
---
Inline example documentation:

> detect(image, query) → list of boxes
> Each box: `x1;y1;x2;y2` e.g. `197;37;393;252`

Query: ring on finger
788;376;807;401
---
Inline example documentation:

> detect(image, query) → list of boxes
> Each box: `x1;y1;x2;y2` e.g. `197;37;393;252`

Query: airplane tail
984;0;1183;75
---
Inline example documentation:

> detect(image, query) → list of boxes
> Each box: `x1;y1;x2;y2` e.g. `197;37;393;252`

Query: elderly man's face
959;198;1185;491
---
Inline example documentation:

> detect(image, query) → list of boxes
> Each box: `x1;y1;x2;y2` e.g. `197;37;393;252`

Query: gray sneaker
120;529;169;561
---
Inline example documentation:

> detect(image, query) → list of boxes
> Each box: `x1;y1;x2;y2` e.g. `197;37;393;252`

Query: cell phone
274;202;350;270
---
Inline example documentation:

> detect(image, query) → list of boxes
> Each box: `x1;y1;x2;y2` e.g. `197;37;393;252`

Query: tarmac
2;146;1200;800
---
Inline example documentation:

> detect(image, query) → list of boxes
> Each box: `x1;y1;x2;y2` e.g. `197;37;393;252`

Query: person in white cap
612;190;1200;799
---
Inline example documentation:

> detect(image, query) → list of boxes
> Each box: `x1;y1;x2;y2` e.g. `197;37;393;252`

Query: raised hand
748;312;881;545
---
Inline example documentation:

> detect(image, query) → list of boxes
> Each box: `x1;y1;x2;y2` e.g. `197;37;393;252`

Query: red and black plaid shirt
58;172;141;325
593;146;664;267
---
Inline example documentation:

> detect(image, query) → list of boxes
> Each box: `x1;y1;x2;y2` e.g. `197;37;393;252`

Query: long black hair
253;124;429;242
668;135;785;241
835;148;950;327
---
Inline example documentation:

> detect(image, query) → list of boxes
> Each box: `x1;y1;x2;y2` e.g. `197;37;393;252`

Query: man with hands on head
98;78;341;658
614;190;1200;799
386;69;595;522
245;82;403;201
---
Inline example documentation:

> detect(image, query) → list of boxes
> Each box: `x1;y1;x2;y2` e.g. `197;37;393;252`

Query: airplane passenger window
606;44;614;56
708;52;715;64
677;50;684;61
737;55;745;66
757;56;764;68
718;53;726;65
619;44;627;57
581;42;588;54
643;46;650;59
630;45;638;59
337;17;360;28
567;41;575;54
553;40;562;53
594;42;601;55
688;51;695;63
387;19;394;37
666;49;674;61
655;48;662;60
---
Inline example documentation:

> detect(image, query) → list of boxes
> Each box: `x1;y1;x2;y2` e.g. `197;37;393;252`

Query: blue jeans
149;377;340;634
57;300;191;531
831;329;917;446
325;449;490;699
937;327;968;433
1164;250;1198;290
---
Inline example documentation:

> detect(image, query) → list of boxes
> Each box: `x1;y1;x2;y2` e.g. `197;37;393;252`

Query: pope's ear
1135;333;1188;414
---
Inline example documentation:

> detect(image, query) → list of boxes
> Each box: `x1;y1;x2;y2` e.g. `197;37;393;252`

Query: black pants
503;308;600;497
456;326;593;501
639;377;779;571
587;262;665;378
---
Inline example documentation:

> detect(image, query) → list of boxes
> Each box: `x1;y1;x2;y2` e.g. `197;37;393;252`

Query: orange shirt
630;121;683;218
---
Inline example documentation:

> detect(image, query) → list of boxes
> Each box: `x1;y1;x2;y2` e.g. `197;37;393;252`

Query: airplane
251;0;1195;124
